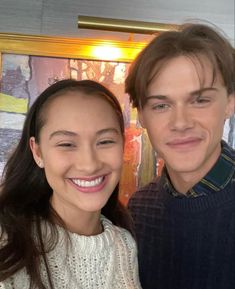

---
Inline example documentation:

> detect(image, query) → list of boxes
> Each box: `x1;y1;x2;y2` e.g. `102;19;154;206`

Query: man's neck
165;143;223;195
167;171;204;194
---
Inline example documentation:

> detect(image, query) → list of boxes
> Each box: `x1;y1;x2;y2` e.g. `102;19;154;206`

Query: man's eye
152;103;170;111
194;97;211;105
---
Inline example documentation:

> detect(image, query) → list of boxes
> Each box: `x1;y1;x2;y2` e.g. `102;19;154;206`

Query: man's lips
166;137;202;148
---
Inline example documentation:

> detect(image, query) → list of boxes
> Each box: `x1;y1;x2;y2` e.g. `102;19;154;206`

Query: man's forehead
149;55;222;87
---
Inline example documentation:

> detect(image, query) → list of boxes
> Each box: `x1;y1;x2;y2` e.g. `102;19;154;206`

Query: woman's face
30;91;124;222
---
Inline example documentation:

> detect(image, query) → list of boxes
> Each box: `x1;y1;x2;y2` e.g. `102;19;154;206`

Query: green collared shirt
164;141;235;198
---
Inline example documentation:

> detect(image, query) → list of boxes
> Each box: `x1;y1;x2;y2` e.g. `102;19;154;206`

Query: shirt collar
163;141;235;198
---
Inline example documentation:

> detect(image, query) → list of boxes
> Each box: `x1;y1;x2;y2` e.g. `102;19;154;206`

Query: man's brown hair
125;23;235;108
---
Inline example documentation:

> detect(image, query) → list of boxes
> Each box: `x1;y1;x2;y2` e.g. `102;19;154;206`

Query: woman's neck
50;198;103;236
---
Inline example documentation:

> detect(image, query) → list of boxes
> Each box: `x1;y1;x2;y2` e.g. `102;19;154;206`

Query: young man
126;23;235;289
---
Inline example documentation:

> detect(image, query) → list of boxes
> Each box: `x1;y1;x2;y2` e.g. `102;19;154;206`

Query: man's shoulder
132;178;161;196
128;177;164;208
128;177;167;226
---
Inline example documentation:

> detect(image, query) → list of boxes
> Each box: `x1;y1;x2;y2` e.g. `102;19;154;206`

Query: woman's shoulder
0;269;30;289
0;282;6;289
101;216;137;250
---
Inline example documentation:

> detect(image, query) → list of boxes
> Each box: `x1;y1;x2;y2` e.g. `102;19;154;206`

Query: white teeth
72;177;103;187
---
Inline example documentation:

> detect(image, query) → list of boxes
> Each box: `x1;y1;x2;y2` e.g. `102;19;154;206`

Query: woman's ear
29;137;44;168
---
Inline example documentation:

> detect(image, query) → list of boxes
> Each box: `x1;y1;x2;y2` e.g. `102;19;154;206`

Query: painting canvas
0;43;234;205
0;53;158;205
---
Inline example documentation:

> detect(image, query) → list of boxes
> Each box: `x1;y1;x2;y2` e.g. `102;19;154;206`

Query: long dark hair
0;79;133;288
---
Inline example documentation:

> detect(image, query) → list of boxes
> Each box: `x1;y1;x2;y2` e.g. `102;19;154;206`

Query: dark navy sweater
129;142;235;289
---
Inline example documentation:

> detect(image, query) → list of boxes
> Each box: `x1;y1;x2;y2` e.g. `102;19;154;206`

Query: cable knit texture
0;216;141;289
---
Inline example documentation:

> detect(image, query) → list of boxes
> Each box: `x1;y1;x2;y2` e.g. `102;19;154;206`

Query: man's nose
169;106;194;131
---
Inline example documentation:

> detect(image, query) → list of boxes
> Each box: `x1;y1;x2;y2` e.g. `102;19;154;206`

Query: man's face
138;55;234;189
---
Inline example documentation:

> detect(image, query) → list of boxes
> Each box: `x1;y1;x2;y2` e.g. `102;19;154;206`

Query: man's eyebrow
146;95;169;101
190;87;218;96
146;87;218;101
49;128;120;140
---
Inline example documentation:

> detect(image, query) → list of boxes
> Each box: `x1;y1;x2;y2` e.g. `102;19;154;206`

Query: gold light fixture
78;15;178;34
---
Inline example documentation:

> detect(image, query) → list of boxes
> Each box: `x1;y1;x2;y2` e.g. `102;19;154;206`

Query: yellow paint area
130;107;138;121
0;93;28;113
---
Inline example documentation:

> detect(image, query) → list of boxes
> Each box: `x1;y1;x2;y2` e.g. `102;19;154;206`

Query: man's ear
29;137;44;168
137;109;146;128
226;93;235;119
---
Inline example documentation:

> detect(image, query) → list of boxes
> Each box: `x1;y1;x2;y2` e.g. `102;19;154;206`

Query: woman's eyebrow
96;128;120;136
49;130;77;139
49;128;120;140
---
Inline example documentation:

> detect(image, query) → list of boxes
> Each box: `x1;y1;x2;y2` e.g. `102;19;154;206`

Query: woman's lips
68;175;109;193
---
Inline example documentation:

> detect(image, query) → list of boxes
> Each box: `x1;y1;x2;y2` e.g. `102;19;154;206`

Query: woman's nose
74;146;103;174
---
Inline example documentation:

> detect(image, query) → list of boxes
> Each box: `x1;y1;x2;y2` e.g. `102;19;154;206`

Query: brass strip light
78;15;178;34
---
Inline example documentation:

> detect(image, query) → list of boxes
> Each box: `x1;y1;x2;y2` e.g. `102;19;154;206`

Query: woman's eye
57;143;74;147
98;140;116;145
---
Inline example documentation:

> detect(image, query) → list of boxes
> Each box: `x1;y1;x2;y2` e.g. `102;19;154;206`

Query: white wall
0;0;234;44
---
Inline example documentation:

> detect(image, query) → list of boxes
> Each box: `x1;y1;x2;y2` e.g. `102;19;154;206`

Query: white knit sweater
0;216;142;289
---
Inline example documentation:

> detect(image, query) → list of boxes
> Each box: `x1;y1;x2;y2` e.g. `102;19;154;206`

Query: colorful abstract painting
0;53;234;204
0;53;157;205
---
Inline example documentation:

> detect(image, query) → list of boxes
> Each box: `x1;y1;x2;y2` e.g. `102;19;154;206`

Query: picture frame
0;32;146;64
0;32;156;205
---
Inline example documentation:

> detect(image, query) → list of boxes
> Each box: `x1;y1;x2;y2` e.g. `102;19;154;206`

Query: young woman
0;79;141;289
